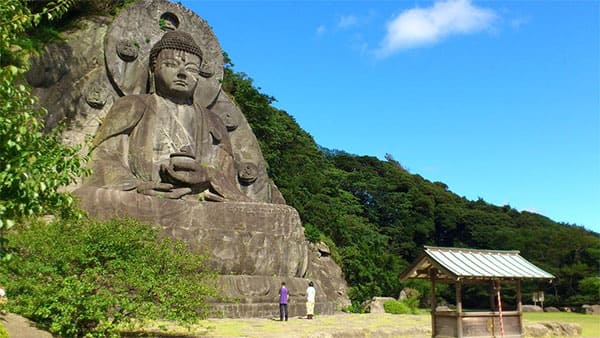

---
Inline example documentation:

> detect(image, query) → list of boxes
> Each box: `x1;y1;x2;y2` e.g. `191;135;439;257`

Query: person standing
0;285;7;315
279;282;289;321
306;281;316;319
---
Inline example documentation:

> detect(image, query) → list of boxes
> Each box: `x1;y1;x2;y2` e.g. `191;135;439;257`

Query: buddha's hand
159;156;210;187
136;181;192;199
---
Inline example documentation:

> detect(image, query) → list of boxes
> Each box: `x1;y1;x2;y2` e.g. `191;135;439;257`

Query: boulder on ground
544;306;560;312
522;304;543;312
582;304;600;315
360;297;396;314
398;287;419;301
524;321;582;337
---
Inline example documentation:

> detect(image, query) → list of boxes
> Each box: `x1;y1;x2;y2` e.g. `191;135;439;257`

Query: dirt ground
1;313;53;338
199;313;432;337
1;312;432;337
1;312;590;337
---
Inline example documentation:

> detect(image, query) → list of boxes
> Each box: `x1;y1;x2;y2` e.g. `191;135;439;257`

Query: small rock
525;323;549;337
360;297;396;314
522;304;543;312
582;304;600;315
525;321;583;337
398;287;419;301
435;305;452;312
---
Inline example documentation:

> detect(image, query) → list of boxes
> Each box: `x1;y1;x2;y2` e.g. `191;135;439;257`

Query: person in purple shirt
278;282;289;321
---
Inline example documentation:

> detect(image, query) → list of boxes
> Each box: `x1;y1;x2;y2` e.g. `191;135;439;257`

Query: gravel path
1;312;431;338
1;313;53;338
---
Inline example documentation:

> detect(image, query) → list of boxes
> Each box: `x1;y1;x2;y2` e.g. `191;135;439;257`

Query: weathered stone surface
544;306;560;312
209;91;283;203
75;187;307;276
74;187;350;315
398;287;420;301
305;242;351;309
524;321;582;337
212;276;339;318
27;16;116;155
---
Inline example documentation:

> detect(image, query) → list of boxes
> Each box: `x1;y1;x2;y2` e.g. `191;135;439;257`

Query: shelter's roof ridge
424;246;520;255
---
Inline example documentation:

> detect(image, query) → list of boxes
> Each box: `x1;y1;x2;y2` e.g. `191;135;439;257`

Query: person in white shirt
0;285;7;314
306;281;316;319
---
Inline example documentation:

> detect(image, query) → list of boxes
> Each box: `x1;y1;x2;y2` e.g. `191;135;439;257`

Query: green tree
0;0;87;260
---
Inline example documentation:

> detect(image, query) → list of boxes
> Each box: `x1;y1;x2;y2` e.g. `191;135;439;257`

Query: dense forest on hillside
2;0;598;312
221;57;600;307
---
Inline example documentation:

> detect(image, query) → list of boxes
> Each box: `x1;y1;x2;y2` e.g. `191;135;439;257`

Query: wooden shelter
400;246;554;338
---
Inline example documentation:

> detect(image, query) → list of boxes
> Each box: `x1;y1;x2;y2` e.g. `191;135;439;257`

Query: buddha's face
154;49;201;102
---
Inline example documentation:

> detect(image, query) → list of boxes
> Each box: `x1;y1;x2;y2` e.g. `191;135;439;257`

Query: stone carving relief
115;39;139;62
104;1;222;106
85;85;109;109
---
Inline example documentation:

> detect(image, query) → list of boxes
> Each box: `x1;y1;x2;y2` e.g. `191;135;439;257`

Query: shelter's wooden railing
434;310;522;338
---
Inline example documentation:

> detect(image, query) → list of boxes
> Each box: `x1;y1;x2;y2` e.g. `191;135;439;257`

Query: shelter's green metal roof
400;246;554;282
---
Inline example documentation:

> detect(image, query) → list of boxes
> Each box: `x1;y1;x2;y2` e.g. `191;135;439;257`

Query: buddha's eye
185;65;200;74
161;60;179;68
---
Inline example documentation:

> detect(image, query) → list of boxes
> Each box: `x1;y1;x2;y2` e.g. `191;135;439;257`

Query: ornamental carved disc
105;0;223;108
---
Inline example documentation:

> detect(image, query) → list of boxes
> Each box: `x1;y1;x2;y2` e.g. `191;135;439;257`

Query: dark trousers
279;303;288;320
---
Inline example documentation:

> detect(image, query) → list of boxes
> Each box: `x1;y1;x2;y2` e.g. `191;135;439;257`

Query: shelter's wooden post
456;280;463;338
430;268;437;338
517;279;523;334
489;281;496;310
516;280;522;314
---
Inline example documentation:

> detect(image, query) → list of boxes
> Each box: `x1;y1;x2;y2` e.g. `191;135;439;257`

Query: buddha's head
149;31;203;103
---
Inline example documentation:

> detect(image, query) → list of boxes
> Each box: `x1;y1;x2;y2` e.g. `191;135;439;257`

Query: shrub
304;222;321;243
578;276;600;304
342;301;366;314
0;324;7;338
0;218;219;337
383;300;419;315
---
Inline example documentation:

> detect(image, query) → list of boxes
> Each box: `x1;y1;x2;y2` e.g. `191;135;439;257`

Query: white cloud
377;0;496;56
316;24;327;36
338;15;358;29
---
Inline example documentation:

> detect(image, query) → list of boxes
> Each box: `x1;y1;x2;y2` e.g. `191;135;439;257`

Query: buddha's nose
177;72;187;79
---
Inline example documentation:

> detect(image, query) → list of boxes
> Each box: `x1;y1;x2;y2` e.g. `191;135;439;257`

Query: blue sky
181;0;599;233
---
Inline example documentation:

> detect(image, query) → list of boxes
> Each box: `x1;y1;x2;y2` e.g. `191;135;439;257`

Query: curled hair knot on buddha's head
149;31;203;71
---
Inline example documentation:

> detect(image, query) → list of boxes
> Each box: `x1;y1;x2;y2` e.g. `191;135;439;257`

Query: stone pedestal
212;276;337;318
75;188;349;317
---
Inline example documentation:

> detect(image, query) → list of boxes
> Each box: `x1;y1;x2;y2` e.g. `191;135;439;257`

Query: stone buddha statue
51;0;350;316
84;31;247;202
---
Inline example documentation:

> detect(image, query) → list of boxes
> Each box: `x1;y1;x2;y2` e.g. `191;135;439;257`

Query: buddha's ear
147;70;155;94
199;60;214;78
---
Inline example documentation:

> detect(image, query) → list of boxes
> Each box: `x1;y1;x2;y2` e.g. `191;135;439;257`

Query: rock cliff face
28;0;349;317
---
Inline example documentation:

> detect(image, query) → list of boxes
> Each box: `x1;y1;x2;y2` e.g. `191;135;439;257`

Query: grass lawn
523;312;600;337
